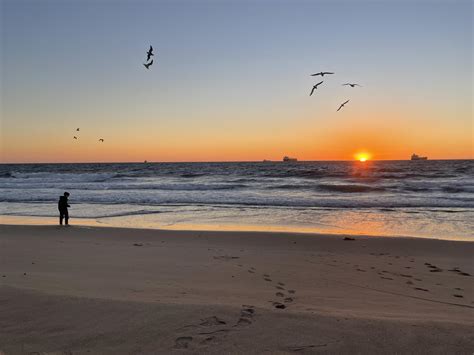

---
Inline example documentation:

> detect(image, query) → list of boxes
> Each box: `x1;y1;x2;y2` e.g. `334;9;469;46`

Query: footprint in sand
264;277;272;282
236;317;252;326
414;287;429;292
381;277;393;280
248;269;255;274
406;281;414;285
356;268;366;272
200;316;226;326
174;336;193;349
288;290;296;294
276;292;284;297
284;297;293;303
273;302;286;309
277;282;285;286
276;286;285;290
453;294;464;298
235;306;255;327
263;274;270;277
454;287;463;291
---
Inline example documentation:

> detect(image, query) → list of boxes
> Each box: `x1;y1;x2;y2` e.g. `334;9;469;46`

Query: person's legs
59;211;64;225
64;209;69;225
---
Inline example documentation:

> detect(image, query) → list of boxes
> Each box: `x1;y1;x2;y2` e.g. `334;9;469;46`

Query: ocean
0;160;473;240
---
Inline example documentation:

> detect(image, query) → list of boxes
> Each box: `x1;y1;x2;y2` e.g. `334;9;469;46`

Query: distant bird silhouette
99;139;104;142
146;45;154;61
342;83;361;87
337;100;350;112
311;72;334;77
76;128;80;131
143;59;153;69
309;81;324;96
73;136;78;140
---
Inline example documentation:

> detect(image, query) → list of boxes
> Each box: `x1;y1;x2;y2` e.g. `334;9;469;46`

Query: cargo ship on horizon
411;154;428;160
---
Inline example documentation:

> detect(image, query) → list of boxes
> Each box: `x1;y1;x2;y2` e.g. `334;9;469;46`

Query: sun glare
355;152;371;162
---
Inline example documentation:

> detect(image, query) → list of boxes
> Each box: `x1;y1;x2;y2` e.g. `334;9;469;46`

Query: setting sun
355;152;371;162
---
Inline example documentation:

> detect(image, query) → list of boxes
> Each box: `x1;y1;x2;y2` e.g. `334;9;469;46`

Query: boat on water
283;156;297;162
411;154;428;161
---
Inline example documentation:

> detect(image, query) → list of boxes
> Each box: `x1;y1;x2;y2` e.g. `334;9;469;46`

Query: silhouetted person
58;192;70;225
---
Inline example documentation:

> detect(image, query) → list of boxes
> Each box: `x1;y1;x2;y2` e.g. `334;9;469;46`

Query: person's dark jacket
58;196;70;210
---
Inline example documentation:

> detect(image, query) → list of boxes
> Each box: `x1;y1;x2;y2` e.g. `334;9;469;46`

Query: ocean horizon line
1;158;473;165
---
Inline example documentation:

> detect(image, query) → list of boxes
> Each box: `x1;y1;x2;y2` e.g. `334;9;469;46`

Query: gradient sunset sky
1;0;472;163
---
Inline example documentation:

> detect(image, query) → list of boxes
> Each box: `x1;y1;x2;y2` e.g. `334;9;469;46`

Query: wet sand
0;225;473;354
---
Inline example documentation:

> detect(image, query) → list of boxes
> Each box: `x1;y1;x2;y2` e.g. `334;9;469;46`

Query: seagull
99;139;104;142
143;59;153;69
337;100;350;112
146;45;154;61
73;136;78;140
342;83;361;87
309;81;324;96
311;72;334;77
76;128;80;131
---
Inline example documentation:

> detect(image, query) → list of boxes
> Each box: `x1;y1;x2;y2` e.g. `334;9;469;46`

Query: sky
1;0;472;163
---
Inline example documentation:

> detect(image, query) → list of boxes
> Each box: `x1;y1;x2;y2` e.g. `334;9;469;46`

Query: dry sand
0;224;473;354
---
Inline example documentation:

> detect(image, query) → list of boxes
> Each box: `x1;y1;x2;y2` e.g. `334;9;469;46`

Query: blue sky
1;0;472;162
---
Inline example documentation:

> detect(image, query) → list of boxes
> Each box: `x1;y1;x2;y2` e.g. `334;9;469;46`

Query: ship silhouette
411;153;428;160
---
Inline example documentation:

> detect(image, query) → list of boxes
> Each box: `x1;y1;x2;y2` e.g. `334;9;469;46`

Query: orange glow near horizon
1;105;473;163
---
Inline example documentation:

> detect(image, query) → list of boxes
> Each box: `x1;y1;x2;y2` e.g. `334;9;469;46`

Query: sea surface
0;160;473;240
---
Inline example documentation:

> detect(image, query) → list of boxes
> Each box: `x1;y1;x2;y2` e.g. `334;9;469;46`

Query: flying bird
342;83;361;87
311;72;334;77
73;136;78;140
146;45;154;61
337;100;350;112
309;81;324;96
76;128;80;131
143;59;153;69
99;139;104;142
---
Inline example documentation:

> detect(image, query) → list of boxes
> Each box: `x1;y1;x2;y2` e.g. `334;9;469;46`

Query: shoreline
1;215;472;242
1;224;473;353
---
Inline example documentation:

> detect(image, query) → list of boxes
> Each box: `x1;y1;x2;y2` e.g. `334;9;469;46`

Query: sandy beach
0;225;473;354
